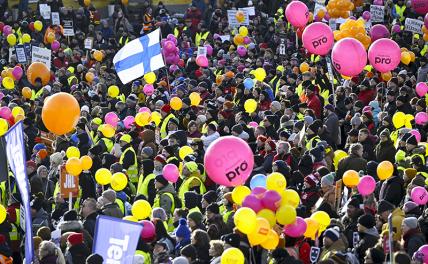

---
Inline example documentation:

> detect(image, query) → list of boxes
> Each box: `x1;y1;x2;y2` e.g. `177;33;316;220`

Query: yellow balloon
34;20;43;31
239;26;248;37
257;209;276;227
66;157;82;176
247;217;270;246
221;248;244;264
22;33;31;44
108;85;119;98
179;146;194;160
261;229;279;250
377;161;393;180
266;172;287;193
333;150;348;169
151;111;162;126
2;77;14;90
135;112;151;126
232;186;251;205
304;218;319;239
93;50;103;62
311;211;331;233
0;118;9;137
80;155;93;170
14;114;24;123
343;170;360;187
66;146;81;159
111;172;128;191
253;68;266;82
144;72;156;84
401;52;411;65
11;106;24;118
280;189;300;208
132;200;152;220
276;205;296;225
7;34;16;46
405;114;414;129
300;62;310;73
170;97;183;110
123;215;138;222
244;99;257;113
95;168;112;185
99;124;115;138
189;92;201;106
0;205;6;224
392;111;405;128
234;207;257;234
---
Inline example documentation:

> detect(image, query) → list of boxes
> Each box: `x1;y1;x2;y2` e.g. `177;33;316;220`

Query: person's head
349;143;363;157
205;203;220;220
393;252;411;264
37;165;48;178
276;141;290;155
357;214;376;233
358;128;369;142
347;195;363;218
377;200;395;222
80;198;97;218
405;135;418;152
180;244;197;262
187;120;198;133
323;227;340;248
209;240;224;257
191;229;210;247
173;209;188;224
154;175;168;190
119;134;132;147
402;217;419;235
364;247;385;264
39;241;65;262
187;211;203;229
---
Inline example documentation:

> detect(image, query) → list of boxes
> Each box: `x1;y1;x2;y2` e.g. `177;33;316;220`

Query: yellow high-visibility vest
395;5;406;21
136;173;155;198
195;31;209;46
178;176;206;201
119;147;138;183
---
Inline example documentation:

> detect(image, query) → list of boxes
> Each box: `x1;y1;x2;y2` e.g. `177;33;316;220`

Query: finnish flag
113;29;165;84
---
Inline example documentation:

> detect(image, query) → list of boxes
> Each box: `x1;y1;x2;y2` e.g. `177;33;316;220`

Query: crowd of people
1;0;428;263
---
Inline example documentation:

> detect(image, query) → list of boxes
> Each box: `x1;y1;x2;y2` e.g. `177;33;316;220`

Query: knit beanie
202;190;218;204
141;147;154;158
403;201;420;215
187;211;203;225
358;214;376;229
222;233;241;248
63;210;78;221
86;253;104;264
152;207;167;222
377;200;394;214
155;174;169;186
67;233;83;246
321;173;335;187
324;227;340;242
172;256;190;264
403;217;418;229
406;135;418;146
348;194;363;209
206;203;220;214
175;218;191;238
304;174;319;187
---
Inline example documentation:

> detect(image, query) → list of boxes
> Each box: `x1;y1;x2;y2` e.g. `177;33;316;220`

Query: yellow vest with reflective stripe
223;210;233;224
201;121;218;134
395;5;406;21
119;147;138;183
311;54;320;63
119;36;129;46
153;192;175;213
320;88;329;102
160;113;176;139
52;182;82;210
421;45;428;56
137;173;155;198
9;208;20;241
135;250;151;264
90;131;99;145
195;31;209;46
101;138;114;153
174;26;187;37
306;135;320;150
215;69;223;77
188;207;201;214
115;198;125;215
178;176;206;201
118;94;126;103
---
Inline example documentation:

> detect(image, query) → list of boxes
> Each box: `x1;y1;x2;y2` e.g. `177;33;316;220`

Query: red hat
67;233;83;246
26;161;37;170
161;104;172;114
195;69;203;78
304;174;319;187
154;154;167;164
257;135;267;142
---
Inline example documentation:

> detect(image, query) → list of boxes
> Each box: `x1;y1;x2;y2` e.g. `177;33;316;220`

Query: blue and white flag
4;122;33;264
113;29;165;84
93;215;143;263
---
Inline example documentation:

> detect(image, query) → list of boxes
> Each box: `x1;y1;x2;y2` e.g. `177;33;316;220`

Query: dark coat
403;229;426;257
83;212;98;237
375;139;396;163
379;175;405;207
336;154;367;181
360;138;375;161
355;229;379;263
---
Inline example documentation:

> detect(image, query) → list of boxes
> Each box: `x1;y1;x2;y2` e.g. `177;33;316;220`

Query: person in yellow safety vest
94;127;114;153
118;35;129;46
404;135;426;169
161;146;180;168
52;182;82;211
89;118;102;145
195;23;210;46
393;0;406;22
178;162;206;201
7;194;21;255
174;20;187;38
34;85;52;100
274;7;284;23
0;182;6;206
137;170;156;204
296;72;313;98
153;175;179;231
221;192;235;229
410;156;428;179
305;121;321;151
142;7;154;34
421;45;428;56
159;104;176;139
119;134;139;184
135;250;151;264
269;65;284;93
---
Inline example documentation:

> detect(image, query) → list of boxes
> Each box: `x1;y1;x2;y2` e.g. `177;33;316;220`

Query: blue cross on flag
113;29;165;84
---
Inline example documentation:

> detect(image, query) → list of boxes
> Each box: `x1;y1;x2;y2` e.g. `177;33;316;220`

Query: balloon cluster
334;19;371;49
1;66;23;90
400;48;416;66
65;148;93;177
326;0;354;19
233;26;250;57
162;34;180;65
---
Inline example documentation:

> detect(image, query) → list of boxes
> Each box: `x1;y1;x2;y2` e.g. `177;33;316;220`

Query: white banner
39;4;51;20
51;12;60;25
32;46;51;69
405;18;423;34
63;20;75;36
370;5;384;23
227;10;249;27
239;7;255;16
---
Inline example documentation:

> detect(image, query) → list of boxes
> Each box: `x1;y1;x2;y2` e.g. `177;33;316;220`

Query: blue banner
93;215;143;263
4;122;33;264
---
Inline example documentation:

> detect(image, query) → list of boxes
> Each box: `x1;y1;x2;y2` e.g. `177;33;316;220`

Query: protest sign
63;20;75;36
39;4;51;20
32;46;52;69
227;10;249;27
84;38;94;50
15;45;28;64
60;165;79;198
239;7;255;16
197;46;207;56
370;5;384;23
405;18;424;34
51;12;60;25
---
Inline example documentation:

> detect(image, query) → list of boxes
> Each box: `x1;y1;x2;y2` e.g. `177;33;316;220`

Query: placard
219;35;231;43
239;7;255;16
15;45;28;64
197;46;207;56
63;20;75;36
370;5;384;23
59;165;79;198
405;18;423;34
31;46;51;69
51;12;60;25
227;10;249;27
84;38;94;50
39;4;51;20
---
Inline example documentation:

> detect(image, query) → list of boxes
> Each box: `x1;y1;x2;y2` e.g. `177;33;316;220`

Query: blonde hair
209;240;224;257
38;241;65;264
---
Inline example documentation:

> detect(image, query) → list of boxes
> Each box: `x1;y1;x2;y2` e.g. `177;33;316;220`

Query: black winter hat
348;194;363;209
298;154;313;175
406;134;418;146
222;233;240;248
206;203;220;214
358;214;376;229
30;197;44;211
401;132;412;142
231;124;243;135
184;191;201;209
155;174;169;186
63;210;78;221
202;190;218;204
86;253;104;264
308;121;321;134
378;200;394;214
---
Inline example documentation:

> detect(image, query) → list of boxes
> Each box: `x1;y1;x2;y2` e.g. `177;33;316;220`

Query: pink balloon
243;36;251;44
237;46;247;57
242;194;263;213
373;0;383;5
123;116;135;129
411;186;428;205
284;217;307;238
139;220;155;242
104;112;119;127
162;164;179;183
410;129;421;143
0;107;12;119
251;187;267;199
331;38;367;77
169;64;179;73
205;136;254;186
196;55;208;67
357;176;376;196
139;107;151;114
415;245;428;263
163;40;176;53
362;11;371;21
2;25;11;36
412;0;428;14
261;190;282;211
285;1;309;28
392;24;401;33
302;22;334;56
425;14;428;28
143;84;154;96
204;44;213;56
370;24;390;41
12;66;23;80
368;38;401;73
415;112;428;125
51;40;60;51
416;82;428;97
248;121;258;128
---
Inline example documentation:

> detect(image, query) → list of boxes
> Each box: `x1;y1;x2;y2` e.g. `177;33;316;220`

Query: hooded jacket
57;220;93;249
157;184;177;214
382;207;405;241
319;235;347;261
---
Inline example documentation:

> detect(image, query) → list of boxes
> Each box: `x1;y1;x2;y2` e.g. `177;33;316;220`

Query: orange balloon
423;25;428;34
300;62;310;73
122;0;128;4
22;87;32;99
424;34;428;42
317;9;325;19
343;170;360;187
233;35;244;45
93;50;103;62
46;32;55;44
85;72;94;83
381;71;392;81
27;62;50;86
308;12;314;22
42;92;80;135
401;52;411;65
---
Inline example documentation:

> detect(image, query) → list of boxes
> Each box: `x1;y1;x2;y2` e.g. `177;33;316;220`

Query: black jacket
375;139;396;163
379;175;405;207
83;212;98;237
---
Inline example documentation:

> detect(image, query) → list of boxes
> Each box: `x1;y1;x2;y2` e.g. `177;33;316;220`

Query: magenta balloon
410;129;421;143
331;38;367;77
415;112;428;125
302;22;334;56
373;0;383;5
370;24;390;41
284;217;307;238
362;11;371;21
416;82;428;97
285;1;309;28
261;190;282;211
251;187;267;198
51;40;60;51
139;107;151;114
242;194;263;213
368;38;401;73
0;107;12;119
243;36;251;44
392;24;401;33
143;84;154;96
104;112;119;127
324;13;330;21
2;25;11;36
123;116;135;129
237;46;247;57
12;67;23;80
163;164;180;183
248;121;258;128
412;0;428;14
357;176;376;196
196;55;208;67
163;40;176;53
169;64;179;73
204;44;213;56
0;92;3;101
140;220;155;241
416;245;428;263
411;186;428;205
425;14;428;28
